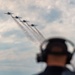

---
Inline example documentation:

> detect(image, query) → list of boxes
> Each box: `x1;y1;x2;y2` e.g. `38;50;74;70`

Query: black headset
36;37;75;64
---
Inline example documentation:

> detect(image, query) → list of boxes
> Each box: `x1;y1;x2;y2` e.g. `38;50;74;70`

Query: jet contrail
31;24;45;42
5;12;35;42
5;12;45;44
15;16;42;43
21;20;42;42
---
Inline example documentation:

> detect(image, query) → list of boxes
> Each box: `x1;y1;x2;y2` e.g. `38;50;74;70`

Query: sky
0;0;75;75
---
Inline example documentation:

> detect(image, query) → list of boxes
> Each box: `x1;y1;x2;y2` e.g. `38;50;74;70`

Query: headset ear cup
36;53;42;62
66;53;72;64
36;51;47;62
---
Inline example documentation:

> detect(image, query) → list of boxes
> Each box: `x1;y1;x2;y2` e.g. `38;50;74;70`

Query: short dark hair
45;40;68;55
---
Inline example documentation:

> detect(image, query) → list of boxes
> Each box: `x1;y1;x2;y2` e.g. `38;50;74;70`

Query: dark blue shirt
36;66;70;75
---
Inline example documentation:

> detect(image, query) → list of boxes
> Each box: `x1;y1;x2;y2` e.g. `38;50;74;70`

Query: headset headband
40;38;75;53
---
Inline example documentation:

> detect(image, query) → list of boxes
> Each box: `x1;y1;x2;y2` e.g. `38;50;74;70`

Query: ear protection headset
36;37;75;64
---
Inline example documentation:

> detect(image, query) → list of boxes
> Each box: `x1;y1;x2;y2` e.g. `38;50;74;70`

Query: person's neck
47;61;65;67
46;55;67;67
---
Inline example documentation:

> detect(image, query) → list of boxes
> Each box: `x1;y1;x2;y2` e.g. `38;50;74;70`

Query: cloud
69;0;75;5
0;0;75;74
0;43;37;60
41;8;62;23
0;10;8;22
2;29;25;38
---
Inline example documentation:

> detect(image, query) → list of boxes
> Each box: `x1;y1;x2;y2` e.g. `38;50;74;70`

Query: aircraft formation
5;12;45;44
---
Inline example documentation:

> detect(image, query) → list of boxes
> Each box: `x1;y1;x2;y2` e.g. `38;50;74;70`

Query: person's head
37;38;73;67
46;41;68;67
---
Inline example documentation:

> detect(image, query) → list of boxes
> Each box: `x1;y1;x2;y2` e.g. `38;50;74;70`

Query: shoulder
62;68;75;75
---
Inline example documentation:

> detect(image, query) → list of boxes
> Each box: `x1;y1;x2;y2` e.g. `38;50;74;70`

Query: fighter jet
4;12;13;15
31;24;37;27
15;16;21;19
22;20;29;22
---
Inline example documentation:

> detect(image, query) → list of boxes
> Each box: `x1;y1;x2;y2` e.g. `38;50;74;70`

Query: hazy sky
0;0;75;75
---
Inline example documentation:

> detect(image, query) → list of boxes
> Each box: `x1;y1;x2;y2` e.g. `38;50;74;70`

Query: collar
44;66;66;72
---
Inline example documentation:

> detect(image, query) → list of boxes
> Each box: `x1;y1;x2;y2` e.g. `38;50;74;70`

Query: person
35;37;75;75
